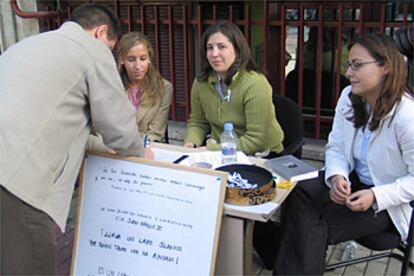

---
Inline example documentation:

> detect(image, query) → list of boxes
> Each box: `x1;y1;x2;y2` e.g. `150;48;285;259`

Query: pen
143;134;151;148
173;155;189;164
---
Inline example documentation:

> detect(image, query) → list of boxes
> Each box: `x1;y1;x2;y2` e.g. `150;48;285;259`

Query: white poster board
71;152;227;276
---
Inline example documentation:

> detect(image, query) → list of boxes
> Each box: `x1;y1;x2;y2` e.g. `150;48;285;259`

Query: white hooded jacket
325;85;414;240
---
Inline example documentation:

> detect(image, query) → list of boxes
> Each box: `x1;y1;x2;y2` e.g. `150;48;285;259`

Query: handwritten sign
71;152;227;276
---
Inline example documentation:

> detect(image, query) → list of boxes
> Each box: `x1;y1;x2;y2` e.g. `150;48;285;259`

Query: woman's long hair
349;33;413;131
117;32;164;107
197;21;264;86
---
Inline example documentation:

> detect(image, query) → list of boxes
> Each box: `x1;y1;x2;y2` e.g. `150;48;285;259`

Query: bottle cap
224;122;233;131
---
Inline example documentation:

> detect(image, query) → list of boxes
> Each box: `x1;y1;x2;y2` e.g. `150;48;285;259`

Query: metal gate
11;0;413;139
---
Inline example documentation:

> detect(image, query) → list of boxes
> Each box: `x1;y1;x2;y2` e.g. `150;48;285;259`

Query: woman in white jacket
273;33;414;274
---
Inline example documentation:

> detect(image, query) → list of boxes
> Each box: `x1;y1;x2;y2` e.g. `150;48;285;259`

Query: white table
152;143;294;275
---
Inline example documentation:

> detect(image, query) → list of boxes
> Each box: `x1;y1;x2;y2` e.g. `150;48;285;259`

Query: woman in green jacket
184;21;284;156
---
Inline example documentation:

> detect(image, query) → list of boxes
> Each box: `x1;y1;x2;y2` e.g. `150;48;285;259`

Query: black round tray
216;164;273;188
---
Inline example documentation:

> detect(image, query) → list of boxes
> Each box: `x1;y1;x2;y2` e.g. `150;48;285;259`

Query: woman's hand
184;143;195;148
106;148;116;155
329;175;351;204
183;143;206;151
346;189;376;212
144;147;154;160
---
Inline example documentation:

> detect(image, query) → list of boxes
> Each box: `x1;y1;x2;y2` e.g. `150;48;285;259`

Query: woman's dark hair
395;26;414;85
348;32;413;131
197;21;263;85
395;26;414;60
71;3;120;41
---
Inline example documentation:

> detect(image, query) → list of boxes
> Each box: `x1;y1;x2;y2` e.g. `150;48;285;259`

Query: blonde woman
118;32;173;142
88;32;173;154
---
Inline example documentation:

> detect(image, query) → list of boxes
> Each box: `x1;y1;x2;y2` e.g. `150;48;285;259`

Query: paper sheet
224;201;280;222
153;148;251;168
153;148;186;163
180;151;252;169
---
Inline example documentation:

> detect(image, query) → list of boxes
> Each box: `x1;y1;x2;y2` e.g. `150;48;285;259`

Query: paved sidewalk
57;196;413;276
253;242;413;276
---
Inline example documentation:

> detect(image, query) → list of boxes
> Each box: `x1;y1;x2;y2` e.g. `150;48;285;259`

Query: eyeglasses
342;61;378;71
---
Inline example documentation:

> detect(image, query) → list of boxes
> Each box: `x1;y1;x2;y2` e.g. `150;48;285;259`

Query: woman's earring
148;60;151;64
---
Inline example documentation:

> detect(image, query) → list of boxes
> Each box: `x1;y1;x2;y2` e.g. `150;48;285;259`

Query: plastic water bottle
221;122;237;164
341;240;358;261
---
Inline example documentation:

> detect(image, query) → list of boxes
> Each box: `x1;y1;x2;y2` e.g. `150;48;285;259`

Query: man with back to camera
0;3;145;274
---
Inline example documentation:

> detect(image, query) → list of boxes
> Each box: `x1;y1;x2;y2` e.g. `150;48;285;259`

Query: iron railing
11;0;414;139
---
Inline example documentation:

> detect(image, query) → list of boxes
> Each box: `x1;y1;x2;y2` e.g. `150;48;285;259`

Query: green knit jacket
185;70;284;155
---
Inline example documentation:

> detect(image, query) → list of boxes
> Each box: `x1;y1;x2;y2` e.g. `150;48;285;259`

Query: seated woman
274;33;414;274
184;21;284;156
88;32;173;152
119;32;173;142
